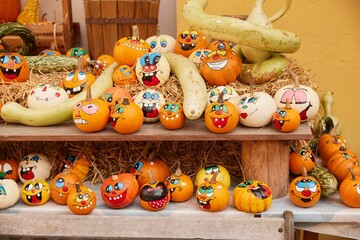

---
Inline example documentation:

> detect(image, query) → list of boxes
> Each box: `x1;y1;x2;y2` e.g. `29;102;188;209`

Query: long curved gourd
162;52;207;120
1;62;117;126
182;0;301;53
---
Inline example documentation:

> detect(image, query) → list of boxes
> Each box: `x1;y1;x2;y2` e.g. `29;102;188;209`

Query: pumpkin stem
111;175;119;181
330;121;340;136
174;168;183;177
285;68;300;88
132;25;140;39
85;86;92;101
348;168;356;181
209;172;219;184
122;97;130;105
217;91;225;103
77;56;85;71
75;182;81;193
301;166;308;177
247;70;255;97
285;98;292;109
156;24;161;36
299;139;308;149
148;169;156;185
148;151;158;162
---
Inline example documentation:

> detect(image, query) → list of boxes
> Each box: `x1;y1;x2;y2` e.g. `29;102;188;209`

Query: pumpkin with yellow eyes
0;40;29;83
50;169;81;205
60;57;96;98
73;88;110;133
174;30;208;57
272;99;301;133
200;49;242;86
67;182;97;215
165;168;194;202
93;54;115;76
112;64;137;86
21;179;51;206
159;101;186;130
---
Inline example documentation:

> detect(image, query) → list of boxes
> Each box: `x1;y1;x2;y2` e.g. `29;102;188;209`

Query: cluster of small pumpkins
0;150;274;215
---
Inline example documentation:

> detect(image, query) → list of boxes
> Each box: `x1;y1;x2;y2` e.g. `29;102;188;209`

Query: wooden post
135;0;150;38
62;0;73;51
101;0;119;55
241;140;290;199
83;0;93;56
90;0;104;59
148;0;160;36
118;0;135;37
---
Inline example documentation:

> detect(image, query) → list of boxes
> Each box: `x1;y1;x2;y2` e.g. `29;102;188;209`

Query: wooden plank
147;0;159;37
62;0;73;51
134;0;150;38
118;0;135;38
90;0;104;59
100;0;118;57
83;0;94;57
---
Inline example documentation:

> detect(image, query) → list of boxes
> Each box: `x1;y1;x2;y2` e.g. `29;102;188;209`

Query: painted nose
302;189;311;197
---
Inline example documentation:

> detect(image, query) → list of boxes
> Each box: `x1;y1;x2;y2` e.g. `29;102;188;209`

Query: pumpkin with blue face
50;170;81;205
21;179;51;206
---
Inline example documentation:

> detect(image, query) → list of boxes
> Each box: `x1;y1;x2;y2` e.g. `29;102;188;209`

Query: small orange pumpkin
272;99;301;132
195;164;231;189
165;168;194;202
67;182;97;215
112;64;137;86
66;47;91;66
39;42;62;56
318;133;347;166
101;86;133;109
93;54;115;76
159;101;186;130
59;152;91;182
339;168;360;208
0;157;19;181
289;142;316;175
50;170;81;205
327;146;359;182
174;30;208;57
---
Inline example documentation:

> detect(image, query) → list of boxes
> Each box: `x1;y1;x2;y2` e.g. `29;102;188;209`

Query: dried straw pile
0;57;316;185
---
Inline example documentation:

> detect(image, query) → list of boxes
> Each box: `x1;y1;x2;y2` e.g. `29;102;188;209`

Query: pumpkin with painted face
66;47;91;66
200;49;242;86
339;168;360;208
67;183;96;215
195;165;231;189
174;30;207;57
60;58;96;97
288;167;321;208
27;83;69;109
0;179;20;209
272;100;301;133
21;179;51;206
188;48;211;69
159;101;186;130
38;42;62;56
208;86;239;105
289;143;316;175
204;92;239;134
135;52;170;87
0;158;19;181
196;173;230;212
101;86;133;109
50;169;81;205
233;180;272;213
165;168;194;202
0;40;29;82
73;88;110;133
59;152;91;182
208;39;235;51
134;89;165;122
101;173;139;209
93;54;115;76
146;31;176;53
18;153;52;183
112;64;137;86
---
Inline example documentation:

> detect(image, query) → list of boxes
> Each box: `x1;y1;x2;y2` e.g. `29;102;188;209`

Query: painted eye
240;97;247;105
81;103;99;115
132;161;144;171
171;179;180;185
83;193;90;201
77;71;87;80
170;104;179;112
143;92;151;99
74;102;82;110
195;51;202;57
211;104;220;112
34;182;44;190
31;155;40;162
299;149;307;155
3;163;13;174
11;55;21;64
160;38;168;48
295;185;305;192
76;194;84;202
0;55;9;64
309;184;317;193
248;97;258;104
55;178;65;188
150;40;157;49
25;183;34;191
205;188;214;197
219;104;228;112
114;182;124;190
163;103;172;111
124;70;131;77
66;72;75;81
357;186;360;194
115;106;125;114
151;93;160;100
105;185;113;193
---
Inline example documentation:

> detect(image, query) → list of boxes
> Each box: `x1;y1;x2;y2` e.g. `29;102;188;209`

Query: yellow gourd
17;0;40;25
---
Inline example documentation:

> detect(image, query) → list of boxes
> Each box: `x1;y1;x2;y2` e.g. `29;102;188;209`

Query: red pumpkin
0;158;19;181
101;173;139;209
0;0;21;22
174;30;208;57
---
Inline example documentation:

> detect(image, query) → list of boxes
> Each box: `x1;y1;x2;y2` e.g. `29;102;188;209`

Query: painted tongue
31;195;41;204
143;75;160;86
145;108;159;118
21;170;35;180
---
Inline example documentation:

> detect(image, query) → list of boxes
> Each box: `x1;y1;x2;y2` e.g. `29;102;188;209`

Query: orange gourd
318;134;347;167
67;182;96;215
339;168;360;208
165;168;194;202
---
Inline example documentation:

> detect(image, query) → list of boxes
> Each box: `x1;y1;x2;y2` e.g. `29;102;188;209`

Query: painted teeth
144;72;155;77
162;113;180;121
207;59;228;70
124;42;148;51
108;195;123;201
143;103;156;108
75;201;94;209
74;119;88;124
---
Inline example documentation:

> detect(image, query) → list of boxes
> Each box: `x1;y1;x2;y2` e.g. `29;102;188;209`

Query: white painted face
18;153;52;183
188;49;211;68
146;34;176;53
0;179;20;209
27;84;69;109
233;92;276;127
208;86;239;105
134;89;165;122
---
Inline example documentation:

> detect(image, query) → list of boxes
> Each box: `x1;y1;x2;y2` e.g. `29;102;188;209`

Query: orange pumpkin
112;64;137;86
339;168;360;208
73;87;110;133
0;40;29;83
101;86;133;109
204;92;239;134
110;97;143;134
327;146;359;182
50;170;81;205
165;168;194;202
318;134;347;166
39;42;62;56
288;167;321;208
200;49;242;86
159;101;186;130
101;173;139;209
196;173;230;212
59;152;91;182
130;152;170;188
66;47;91;66
67;183;96;215
0;0;21;22
0;157;19;181
289;143;316;175
93;54;115;76
174;30;208;57
272;99;301;132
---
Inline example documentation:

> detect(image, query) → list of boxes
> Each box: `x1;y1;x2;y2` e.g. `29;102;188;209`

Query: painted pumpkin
0;40;29;83
112;64;137;86
289;144;316;175
21;179;51;206
27;83;69;109
233;180;272;213
59;152;91;182
18;153;52;183
73;87;110;133
38;42;62;56
288;167;321;208
188;48;211;69
101;173;139;208
195;165;231;189
208;86;239;105
0;179;19;209
130;153;170;188
272;100;301;132
273;70;320;122
134;89;165;122
93;54;115;76
204;92;239;134
207;39;235;51
146;30;176;53
174;30;207;57
199;49;242;86
196;173;230;212
0;158;19;181
135;52;170;87
165;168;194;202
159;101;186;130
139;171;170;211
66;47;91;66
50;170;81;205
67;183;96;215
110;97;144;134
60;57;96;97
101;86;133;109
327;146;359;183
339;168;360;208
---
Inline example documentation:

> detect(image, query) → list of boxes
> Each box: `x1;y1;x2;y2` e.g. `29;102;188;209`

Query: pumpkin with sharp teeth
174;30;208;57
134;89;165;122
159;101;186;130
18;153;52;183
21;179;51;206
